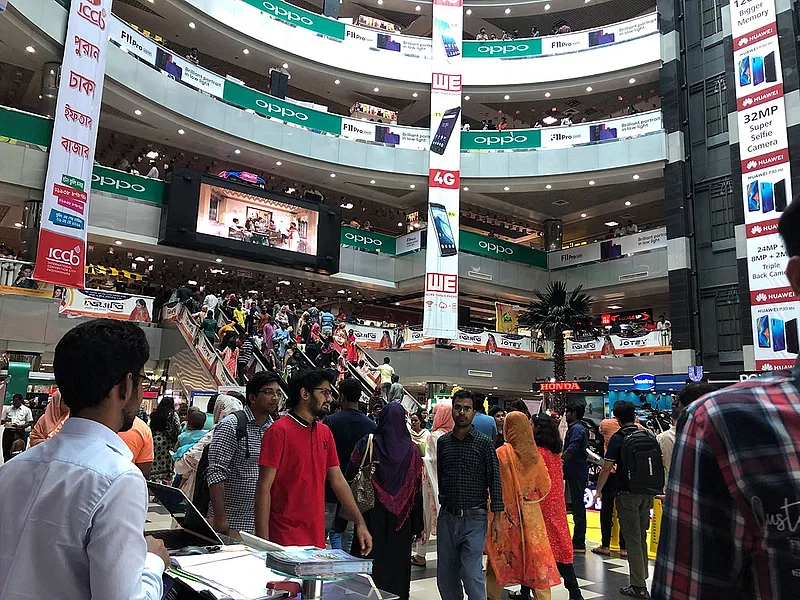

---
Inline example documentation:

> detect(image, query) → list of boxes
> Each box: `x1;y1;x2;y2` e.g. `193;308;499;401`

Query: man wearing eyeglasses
437;389;504;600
0;319;170;599
207;371;281;536
255;370;373;554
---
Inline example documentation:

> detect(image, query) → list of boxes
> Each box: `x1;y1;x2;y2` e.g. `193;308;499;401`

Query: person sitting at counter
255;369;373;554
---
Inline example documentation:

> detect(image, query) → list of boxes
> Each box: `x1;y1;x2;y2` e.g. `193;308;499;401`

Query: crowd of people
474;22;571;41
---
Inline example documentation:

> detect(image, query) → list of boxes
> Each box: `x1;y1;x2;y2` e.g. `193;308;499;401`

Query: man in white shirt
369;357;395;401
1;394;33;462
203;290;219;317
656;314;672;346
0;319;170;599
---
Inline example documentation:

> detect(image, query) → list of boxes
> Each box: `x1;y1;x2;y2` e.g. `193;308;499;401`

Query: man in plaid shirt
652;198;800;599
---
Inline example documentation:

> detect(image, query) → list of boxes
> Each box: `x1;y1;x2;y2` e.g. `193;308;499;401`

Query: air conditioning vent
468;270;492;281
552;200;569;206
467;370;493;378
619;271;649;282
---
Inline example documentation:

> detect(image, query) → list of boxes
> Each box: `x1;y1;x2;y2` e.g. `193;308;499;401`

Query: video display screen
197;183;319;256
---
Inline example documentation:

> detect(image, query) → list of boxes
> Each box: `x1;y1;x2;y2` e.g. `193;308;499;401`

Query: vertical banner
423;0;462;339
495;302;520;333
33;0;111;288
730;0;797;370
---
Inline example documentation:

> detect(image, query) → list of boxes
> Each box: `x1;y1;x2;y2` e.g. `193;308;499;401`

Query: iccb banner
423;0;463;339
34;0;112;288
729;0;796;370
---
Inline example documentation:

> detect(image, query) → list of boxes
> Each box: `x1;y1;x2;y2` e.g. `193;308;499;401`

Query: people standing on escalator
273;321;291;359
201;311;218;344
388;375;404;403
237;335;253;385
320;309;335;336
262;315;275;353
347;329;359;364
222;338;239;377
233;302;246;329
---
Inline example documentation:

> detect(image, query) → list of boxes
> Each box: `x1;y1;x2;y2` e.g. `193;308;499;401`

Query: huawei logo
762;363;775;371
738;37;748;46
747;160;758;169
742;97;753;107
751;225;763;235
756;293;767;302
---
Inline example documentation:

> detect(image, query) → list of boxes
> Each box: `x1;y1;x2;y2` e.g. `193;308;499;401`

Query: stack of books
266;549;373;577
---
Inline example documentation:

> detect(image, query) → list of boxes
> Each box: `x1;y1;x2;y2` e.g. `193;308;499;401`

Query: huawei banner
33;0;112;288
730;0;797;370
423;0;462;339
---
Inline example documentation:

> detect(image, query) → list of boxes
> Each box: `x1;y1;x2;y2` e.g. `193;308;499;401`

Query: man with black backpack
596;400;664;600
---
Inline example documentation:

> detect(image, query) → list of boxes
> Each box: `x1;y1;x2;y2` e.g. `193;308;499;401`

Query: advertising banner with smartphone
548;227;667;269
58;288;155;322
423;0;463;339
730;0;796;369
340;118;429;150
33;0;112;288
343;26;433;60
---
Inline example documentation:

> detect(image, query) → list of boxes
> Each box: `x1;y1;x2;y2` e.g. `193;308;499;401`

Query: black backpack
619;426;665;495
193;410;250;515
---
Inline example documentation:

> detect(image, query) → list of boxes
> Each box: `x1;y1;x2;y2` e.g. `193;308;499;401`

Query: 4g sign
429;168;460;189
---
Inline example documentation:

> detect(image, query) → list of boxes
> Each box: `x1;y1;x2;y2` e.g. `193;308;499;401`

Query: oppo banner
548;227;667;269
566;331;671;358
59;288;154;322
34;0;112;288
730;0;797;370
423;0;463;339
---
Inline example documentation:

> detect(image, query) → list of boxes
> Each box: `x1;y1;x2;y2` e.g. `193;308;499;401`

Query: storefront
606;373;684;410
532;380;609;417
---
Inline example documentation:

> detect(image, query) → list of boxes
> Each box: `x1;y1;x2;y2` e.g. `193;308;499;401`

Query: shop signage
91;166;165;204
538;382;581;391
0;106;53;148
601;309;653;326
34;0;112;289
340;227;397;254
460;230;547;267
59;288;154;321
461;130;540;151
396;230;423;254
632;372;656;390
687;365;704;381
241;0;345;38
549;226;667;269
729;0;796;370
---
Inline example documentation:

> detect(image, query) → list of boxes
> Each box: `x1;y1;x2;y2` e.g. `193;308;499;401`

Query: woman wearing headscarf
174;394;243;501
347;403;423;600
29;391;69;446
412;400;454;567
486;413;560;600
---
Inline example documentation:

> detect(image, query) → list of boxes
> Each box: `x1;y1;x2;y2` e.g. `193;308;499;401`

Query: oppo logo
345;232;382;246
472;134;527;147
477;44;529;55
262;1;314;24
47;245;81;266
479;240;513;255
92;174;146;193
254;99;309;121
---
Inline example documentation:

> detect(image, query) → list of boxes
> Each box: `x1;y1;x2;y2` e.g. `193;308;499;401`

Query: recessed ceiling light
580;213;587;218
148;257;154;262
14;222;22;228
629;77;636;84
188;21;196;28
504;7;511;13
334;79;341;85
146;151;159;159
586;86;593;92
377;0;383;4
134;109;142;116
330;173;336;178
398;222;404;227
545;184;552;189
373;87;380;92
589;180;595;185
412;92;418;98
503;94;510;100
466;8;472;14
234;148;241;154
544;3;550;8
503;186;510;191
114;240;123;245
215;258;223;263
605;221;619;227
608;304;622;310
409;184;416;189
633;174;640;180
276;161;282;166
463;186;469;191
464;95;470;101
415;4;421;9
242;48;250;54
370;179;376;184
544;92;551;98
625;201;632;206
177;128;185;134
25;46;35;53
282;62;289;69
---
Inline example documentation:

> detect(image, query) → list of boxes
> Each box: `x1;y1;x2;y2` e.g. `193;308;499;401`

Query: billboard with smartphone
730;0;796;370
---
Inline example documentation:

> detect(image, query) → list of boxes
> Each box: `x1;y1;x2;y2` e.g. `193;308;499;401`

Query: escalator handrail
354;343;422;411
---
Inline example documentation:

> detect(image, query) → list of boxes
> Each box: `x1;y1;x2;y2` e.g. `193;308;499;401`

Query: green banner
340;227;396;254
223;81;342;135
0;106;53;148
463;38;543;59
461;129;541;151
460;230;547;268
5;362;31;404
240;0;345;39
91;166;165;205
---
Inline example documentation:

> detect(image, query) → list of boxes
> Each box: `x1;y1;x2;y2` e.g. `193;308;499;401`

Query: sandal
620;550;628;558
591;546;611;556
411;556;427;567
619;586;649;599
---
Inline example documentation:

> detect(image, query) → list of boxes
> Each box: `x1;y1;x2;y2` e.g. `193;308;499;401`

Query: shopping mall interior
0;0;797;596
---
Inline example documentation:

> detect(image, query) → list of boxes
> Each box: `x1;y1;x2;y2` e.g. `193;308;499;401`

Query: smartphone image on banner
772;317;786;352
760;181;775;213
429;203;457;257
739;56;751;86
590;124;618;142
434;19;460;59
753;55;765;86
430;108;460;155
775;179;787;212
747;180;761;212
765;51;777;82
757;315;771;348
786;318;799;354
156;48;183;81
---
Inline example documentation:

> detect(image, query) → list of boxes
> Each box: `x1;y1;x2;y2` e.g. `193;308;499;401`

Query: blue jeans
436;510;488;600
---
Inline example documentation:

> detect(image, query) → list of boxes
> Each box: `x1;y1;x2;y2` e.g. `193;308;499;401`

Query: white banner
397;230;423;254
549;227;667;269
539;13;659;55
340;118;429;150
33;0;112;288
566;331;671;358
423;0;463;339
108;18;157;64
59;288;154;322
729;0;795;370
344;25;433;60
539;112;663;149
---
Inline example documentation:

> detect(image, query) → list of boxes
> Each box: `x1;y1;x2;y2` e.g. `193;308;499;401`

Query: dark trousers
518;564;582;600
2;428;22;462
566;476;587;549
599;472;626;549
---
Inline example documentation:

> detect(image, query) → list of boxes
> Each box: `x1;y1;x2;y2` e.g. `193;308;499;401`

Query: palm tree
519;282;599;412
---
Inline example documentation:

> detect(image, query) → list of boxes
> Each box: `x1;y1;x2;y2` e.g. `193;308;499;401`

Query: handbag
350;434;378;513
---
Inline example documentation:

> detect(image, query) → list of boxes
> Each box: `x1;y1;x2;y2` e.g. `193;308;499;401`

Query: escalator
353;343;424;413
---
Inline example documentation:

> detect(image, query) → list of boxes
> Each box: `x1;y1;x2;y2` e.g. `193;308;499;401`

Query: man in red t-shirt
255;370;373;553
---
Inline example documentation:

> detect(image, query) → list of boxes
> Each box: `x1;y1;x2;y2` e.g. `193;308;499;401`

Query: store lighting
415;4;421;9
148;257;154;262
334;79;340;84
373;87;380;92
242;48;250;54
589;180;595;185
503;94;510;100
503;186;510;191
188;21;196;28
398;222;404;227
580;213;587;218
337;289;346;294
466;8;472;14
177;128;185;134
586;86;593;92
234;148;241;154
545;184;552;189
629;77;636;84
625;201;632;206
279;280;291;285
544;92;551;98
605;221;619;227
276;161;282;166
134;109;142;116
25;46;35;53
409;184;416;189
114;240;123;245
504;7;511;13
608;305;622;310
215;258;223;263
13;222;22;228
633;174;640;180
282;62;289;69
412;92;418;98
544;3;550;8
463;186;469;191
369;179;376;184
330;173;336;178
464;95;470;101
